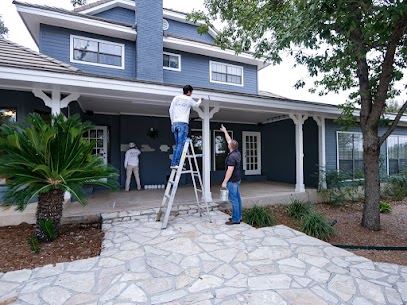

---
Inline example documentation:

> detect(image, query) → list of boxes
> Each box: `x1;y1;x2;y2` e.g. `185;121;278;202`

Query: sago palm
0;113;118;241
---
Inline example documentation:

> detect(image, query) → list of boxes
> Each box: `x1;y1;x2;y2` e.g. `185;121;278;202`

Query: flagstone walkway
1;210;406;305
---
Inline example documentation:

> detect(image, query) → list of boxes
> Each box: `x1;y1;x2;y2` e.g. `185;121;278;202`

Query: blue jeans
171;122;189;166
227;181;242;222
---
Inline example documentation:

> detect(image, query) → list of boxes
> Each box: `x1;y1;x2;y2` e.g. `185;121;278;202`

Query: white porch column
289;113;308;193
33;89;80;115
313;116;327;189
194;103;220;202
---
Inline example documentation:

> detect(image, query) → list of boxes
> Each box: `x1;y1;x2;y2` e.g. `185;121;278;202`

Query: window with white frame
210;61;243;86
163;52;181;71
213;130;233;171
387;135;407;175
337;132;364;179
71;35;124;69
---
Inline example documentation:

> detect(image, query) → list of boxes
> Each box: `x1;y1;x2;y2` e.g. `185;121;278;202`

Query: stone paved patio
1;210;407;305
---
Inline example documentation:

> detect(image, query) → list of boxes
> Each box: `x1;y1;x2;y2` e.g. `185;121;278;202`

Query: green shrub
380;201;392;213
38;218;58;241
242;205;274;228
27;236;40;254
318;168;364;206
383;173;407;201
287;199;312;220
300;211;336;241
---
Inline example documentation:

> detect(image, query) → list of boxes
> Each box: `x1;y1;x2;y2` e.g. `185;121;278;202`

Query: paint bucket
220;188;228;202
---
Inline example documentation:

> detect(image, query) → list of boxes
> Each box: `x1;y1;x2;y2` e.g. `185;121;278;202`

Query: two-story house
0;0;406;202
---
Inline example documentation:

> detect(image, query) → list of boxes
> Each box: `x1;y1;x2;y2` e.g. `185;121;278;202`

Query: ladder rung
196;189;202;192
164;194;171;199
168;180;175;185
186;154;203;158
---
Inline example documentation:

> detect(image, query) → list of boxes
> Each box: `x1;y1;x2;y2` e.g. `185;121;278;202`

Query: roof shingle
0;38;80;73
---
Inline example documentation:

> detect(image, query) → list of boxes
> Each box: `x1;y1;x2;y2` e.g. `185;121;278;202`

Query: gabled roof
72;0;219;38
13;1;133;27
14;1;136;46
0;38;80;73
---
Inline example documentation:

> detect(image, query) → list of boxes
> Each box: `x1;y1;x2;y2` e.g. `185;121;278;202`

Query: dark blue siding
166;20;214;43
135;0;163;82
325;119;407;172
303;118;319;187
0;89;51;121
94;7;135;25
40;24;136;79
262;120;296;184
163;49;258;94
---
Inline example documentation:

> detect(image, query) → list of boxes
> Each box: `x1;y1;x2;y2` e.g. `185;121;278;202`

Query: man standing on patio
169;85;202;169
220;124;242;225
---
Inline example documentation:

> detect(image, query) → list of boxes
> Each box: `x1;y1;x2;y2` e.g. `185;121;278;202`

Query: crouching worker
220;124;242;225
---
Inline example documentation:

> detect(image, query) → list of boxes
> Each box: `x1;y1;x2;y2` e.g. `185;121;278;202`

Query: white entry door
83;126;108;164
242;131;262;175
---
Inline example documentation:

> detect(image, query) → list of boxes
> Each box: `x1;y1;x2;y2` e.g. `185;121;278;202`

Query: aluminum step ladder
156;138;212;229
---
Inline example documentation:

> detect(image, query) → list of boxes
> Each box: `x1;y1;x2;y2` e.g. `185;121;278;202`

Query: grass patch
242;205;275;228
287;199;313;220
299;211;336;241
380;201;392;214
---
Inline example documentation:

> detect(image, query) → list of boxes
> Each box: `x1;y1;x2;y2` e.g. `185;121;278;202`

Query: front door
83;126;108;164
242;131;261;175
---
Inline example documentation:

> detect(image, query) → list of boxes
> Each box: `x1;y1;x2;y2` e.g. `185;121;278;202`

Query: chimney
135;0;163;82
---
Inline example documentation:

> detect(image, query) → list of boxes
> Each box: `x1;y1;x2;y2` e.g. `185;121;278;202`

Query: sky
0;0;366;105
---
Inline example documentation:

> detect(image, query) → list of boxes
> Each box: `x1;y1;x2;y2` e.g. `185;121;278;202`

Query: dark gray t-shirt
225;150;241;183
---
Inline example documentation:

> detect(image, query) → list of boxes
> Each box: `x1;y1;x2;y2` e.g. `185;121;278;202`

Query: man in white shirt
169;85;202;169
124;142;141;191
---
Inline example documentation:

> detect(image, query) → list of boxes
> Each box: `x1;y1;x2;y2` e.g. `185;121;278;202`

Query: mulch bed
270;199;407;266
1;199;406;273
0;222;103;273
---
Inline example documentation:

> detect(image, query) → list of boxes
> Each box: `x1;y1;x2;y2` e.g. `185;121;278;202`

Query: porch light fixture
147;127;159;139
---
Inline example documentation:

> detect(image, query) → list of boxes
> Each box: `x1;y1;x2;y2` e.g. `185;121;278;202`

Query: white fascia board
163;36;269;70
78;1;218;39
15;4;136;45
78;0;135;15
2;66;407;124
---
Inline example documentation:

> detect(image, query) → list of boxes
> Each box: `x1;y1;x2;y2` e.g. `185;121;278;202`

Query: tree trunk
35;189;65;242
361;128;381;231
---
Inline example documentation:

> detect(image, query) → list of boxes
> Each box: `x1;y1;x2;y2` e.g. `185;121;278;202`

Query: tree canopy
189;0;407;230
71;0;87;7
0;15;8;38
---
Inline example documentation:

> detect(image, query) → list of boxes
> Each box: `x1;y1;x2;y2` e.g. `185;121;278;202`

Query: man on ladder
169;85;202;169
156;85;208;229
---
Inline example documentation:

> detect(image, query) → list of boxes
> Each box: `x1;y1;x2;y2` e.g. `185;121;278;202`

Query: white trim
79;0;134;15
213;130;233;171
15;4;136;45
163;51;181;72
386;135;407;175
70;35;125;70
78;0;218;39
242;131;262;175
2;66;407;122
209;61;244;87
164;36;268;70
336;131;363;176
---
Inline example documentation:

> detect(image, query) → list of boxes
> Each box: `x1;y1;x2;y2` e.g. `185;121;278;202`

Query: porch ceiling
79;95;288;124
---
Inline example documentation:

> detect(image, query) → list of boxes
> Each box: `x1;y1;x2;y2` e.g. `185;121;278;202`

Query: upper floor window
210;61;243;86
163;52;181;71
388;135;407;175
70;35;124;69
337;132;364;180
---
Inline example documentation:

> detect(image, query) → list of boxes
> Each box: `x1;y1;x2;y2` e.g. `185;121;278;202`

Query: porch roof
0;37;406;125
